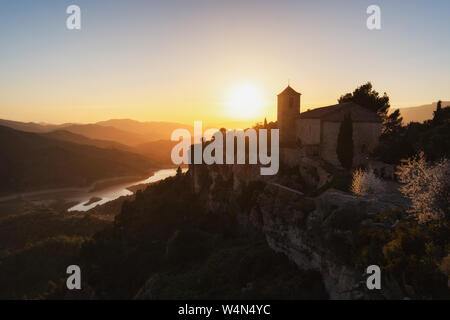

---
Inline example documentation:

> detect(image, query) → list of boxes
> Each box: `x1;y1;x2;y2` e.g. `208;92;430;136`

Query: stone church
277;86;382;167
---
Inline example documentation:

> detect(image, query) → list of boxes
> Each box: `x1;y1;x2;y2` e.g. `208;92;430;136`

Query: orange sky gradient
1;1;450;129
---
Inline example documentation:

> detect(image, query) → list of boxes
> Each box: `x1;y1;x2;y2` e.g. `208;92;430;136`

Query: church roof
299;102;382;122
278;85;301;96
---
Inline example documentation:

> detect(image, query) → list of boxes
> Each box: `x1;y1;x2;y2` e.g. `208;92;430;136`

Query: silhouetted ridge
0;125;154;195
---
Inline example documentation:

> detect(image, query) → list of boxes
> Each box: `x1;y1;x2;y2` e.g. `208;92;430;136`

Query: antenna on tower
288;78;290;86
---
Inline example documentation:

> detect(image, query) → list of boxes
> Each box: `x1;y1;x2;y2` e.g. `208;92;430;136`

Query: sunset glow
0;1;449;128
226;84;264;120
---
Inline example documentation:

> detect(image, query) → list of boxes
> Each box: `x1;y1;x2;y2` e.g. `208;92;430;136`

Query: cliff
189;162;412;299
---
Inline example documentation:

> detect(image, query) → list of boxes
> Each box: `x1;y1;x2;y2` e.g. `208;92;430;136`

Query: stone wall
296;118;321;145
320;121;382;167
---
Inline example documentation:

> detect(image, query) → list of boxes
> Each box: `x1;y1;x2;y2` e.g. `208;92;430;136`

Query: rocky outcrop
256;186;412;299
256;186;364;299
280;148;334;189
188;162;410;299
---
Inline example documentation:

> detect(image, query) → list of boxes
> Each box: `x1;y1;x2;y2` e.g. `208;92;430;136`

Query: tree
433;100;443;123
376;104;450;164
264;117;268;129
176;166;182;177
382;109;403;136
341;82;405;163
336;113;354;169
396;152;450;223
339;82;391;118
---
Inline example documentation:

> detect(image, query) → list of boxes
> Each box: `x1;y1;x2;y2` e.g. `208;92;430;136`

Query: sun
226;84;264;119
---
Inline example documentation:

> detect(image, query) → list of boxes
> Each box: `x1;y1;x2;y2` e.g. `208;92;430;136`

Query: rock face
188;163;410;299
280;148;334;189
256;186;366;299
258;186;413;299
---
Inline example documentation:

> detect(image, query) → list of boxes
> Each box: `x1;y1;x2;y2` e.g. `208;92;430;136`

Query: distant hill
96;119;193;142
397;101;450;124
0;119;71;133
60;124;150;146
0;125;155;195
0;118;193;146
43;130;172;166
41;130;133;152
135;140;181;166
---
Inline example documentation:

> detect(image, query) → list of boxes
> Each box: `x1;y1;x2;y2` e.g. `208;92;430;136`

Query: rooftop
299;102;382;122
278;85;301;96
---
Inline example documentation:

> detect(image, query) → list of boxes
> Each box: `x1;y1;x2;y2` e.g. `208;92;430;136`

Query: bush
351;168;385;196
356;210;450;299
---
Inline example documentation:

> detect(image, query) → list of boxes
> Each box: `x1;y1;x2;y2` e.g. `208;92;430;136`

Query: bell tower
277;85;301;147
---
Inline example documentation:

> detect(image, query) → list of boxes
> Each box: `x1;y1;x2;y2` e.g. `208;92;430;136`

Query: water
67;168;186;212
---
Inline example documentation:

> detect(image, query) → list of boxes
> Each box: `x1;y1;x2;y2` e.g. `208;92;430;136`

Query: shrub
356;210;450;299
351;168;385;196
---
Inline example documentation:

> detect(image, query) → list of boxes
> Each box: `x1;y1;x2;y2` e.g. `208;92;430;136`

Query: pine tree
263;118;268;128
176;166;182;177
338;82;391;118
382;109;403;136
336;113;354;169
433;100;443;123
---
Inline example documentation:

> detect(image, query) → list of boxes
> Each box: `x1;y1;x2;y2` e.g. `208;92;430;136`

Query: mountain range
397;101;450;124
0;119;192;187
0;125;156;195
0;118;192;145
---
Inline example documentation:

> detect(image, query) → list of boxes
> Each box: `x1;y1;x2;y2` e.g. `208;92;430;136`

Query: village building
277;86;383;167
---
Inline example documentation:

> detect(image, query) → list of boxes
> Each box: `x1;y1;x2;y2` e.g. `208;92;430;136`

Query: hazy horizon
1;100;447;129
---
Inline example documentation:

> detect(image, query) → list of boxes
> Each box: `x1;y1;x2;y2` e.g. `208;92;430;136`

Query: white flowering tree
396;152;450;223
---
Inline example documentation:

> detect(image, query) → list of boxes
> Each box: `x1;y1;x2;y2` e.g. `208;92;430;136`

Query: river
67;168;186;212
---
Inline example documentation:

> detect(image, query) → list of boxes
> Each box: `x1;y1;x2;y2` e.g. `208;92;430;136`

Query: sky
0;0;449;127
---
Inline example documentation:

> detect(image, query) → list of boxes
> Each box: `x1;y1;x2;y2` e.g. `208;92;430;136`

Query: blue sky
0;0;449;125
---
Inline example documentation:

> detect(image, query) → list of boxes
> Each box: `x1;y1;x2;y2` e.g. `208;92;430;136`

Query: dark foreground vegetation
0;174;328;300
0;208;109;299
376;100;450;164
357;210;449;299
77;174;327;299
